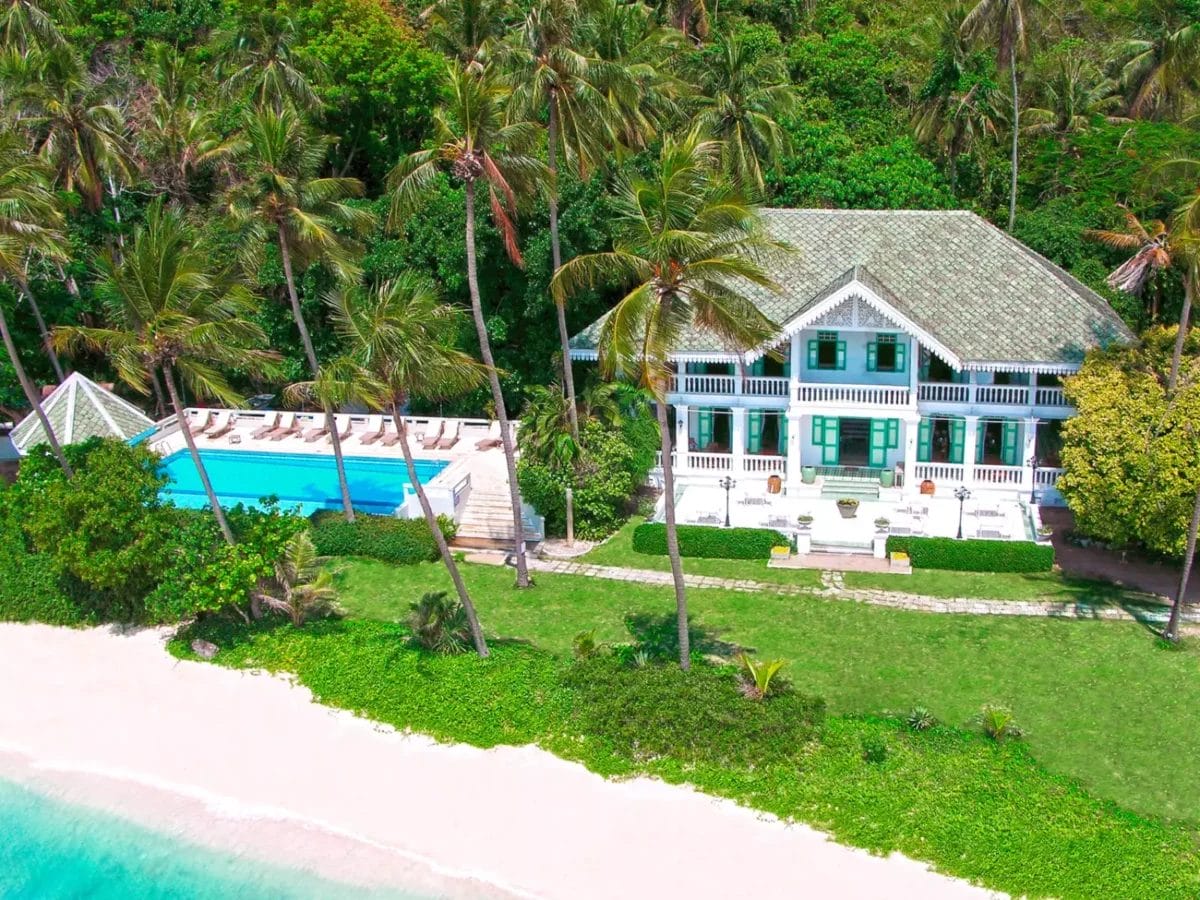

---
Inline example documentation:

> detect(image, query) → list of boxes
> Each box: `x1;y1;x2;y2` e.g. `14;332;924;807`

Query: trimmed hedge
887;536;1054;573
632;523;787;560
310;510;456;566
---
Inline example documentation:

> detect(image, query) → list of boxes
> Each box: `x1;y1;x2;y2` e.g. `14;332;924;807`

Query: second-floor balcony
918;382;1068;409
669;374;790;398
796;384;912;407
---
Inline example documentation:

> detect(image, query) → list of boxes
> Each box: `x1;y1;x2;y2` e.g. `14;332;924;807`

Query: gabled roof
569;209;1134;369
11;372;154;454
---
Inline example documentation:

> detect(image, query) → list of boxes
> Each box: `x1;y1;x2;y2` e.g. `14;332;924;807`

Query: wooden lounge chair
326;415;353;444
189;410;216;435
436;420;461;450
206;412;236;440
250;413;280;440
475;421;503;450
303;418;330;442
380;423;402;447
268;414;301;441
420;421;444;450
358;416;385;445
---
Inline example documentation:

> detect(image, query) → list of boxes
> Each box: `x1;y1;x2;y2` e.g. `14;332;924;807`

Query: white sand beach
0;623;999;899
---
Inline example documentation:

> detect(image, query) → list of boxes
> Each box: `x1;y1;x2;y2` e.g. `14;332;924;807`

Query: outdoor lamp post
954;485;971;539
1027;454;1041;505
719;475;736;528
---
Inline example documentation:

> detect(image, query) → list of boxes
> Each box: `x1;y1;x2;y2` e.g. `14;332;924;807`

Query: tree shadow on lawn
623;611;747;661
1046;575;1175;635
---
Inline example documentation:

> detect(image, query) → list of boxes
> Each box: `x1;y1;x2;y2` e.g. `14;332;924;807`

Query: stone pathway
464;552;1200;625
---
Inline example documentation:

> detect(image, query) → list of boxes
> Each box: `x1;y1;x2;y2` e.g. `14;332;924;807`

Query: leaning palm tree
0;134;70;475
55;202;279;544
213;8;323;113
691;32;798;196
0;0;71;51
327;274;492;656
961;0;1037;231
1084;206;1172;320
552;130;785;669
504;0;619;440
388;63;546;589
225;105;376;522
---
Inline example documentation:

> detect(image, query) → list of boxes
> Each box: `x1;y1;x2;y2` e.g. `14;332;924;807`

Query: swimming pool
160;449;448;516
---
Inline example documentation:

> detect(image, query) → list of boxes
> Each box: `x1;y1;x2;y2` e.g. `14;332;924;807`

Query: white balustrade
973;464;1024;485
743;376;789;397
742;455;786;474
918;382;969;403
913;463;964;483
1034;387;1068;407
975;385;1029;405
1034;467;1063;486
796;384;911;406
681;374;736;394
686;451;733;471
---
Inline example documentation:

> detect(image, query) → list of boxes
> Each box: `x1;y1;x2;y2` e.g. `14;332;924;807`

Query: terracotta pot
920;479;936;496
767;474;782;494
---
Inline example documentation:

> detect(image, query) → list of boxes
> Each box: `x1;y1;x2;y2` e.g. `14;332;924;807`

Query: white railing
918;383;969;403
796;384;911;406
742;455;786;474
681;374;736;395
743;376;789;397
1035;467;1064;486
975;385;1032;405
686;451;733;471
973;464;1024;485
913;463;964;483
1035;387;1068;407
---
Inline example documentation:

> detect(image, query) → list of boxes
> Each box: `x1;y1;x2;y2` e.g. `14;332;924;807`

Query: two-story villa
569;210;1132;526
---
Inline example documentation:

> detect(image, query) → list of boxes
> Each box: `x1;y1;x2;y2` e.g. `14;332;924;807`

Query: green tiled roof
12;372;155;454
569;209;1134;367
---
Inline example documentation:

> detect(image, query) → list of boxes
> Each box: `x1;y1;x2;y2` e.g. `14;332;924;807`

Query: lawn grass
338;557;1200;825
580;517;822;588
842;569;1166;604
171;615;1200;899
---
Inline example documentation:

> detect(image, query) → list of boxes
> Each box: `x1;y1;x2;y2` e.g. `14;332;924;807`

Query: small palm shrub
906;706;938;731
736;654;788;700
256;530;342;628
406;591;471;654
573;629;601;659
977;704;1024;742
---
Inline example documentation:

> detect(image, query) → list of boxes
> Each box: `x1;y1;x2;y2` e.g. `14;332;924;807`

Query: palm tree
55;202;279;544
213;9;323;113
1022;54;1125;143
0;134;70;475
255;530;342;627
660;0;708;44
691;32;798;196
327;274;492;656
388;63;546;589
1115;13;1199;120
505;0;618;441
551;130;785;669
914;81;999;195
421;0;510;72
1084;206;1172;322
0;0;71;51
226;105;376;523
961;0;1037;231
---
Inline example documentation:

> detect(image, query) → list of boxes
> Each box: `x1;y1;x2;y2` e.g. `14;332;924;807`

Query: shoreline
0;623;999;899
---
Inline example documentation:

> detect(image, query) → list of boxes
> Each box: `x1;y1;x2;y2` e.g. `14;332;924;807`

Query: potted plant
836;498;859;519
797;513;814;529
874;517;890;531
1037;525;1053;541
879;469;894;488
802;465;817;484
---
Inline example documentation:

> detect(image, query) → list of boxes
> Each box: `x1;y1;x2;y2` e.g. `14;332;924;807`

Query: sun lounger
250;413;281;440
475;421;503;450
303;418;331;443
381;421;403;447
358;416;385;445
436;420;461;450
267;413;299;441
206;412;236;440
325;414;352;444
189;410;216;435
421;421;444;451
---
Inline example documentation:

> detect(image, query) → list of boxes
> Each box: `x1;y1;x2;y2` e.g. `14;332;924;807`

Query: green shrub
906;706;938;732
564;654;825;767
310;510;452;565
977;705;1024;743
0;483;82;625
406;591;471;654
885;536;1054;573
631;523;787;560
861;734;889;763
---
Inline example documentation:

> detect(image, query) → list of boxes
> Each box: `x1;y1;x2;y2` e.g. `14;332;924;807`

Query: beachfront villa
570;209;1133;555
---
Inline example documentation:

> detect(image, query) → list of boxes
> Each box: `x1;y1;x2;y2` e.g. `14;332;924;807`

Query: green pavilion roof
569;209;1134;369
11;372;155;454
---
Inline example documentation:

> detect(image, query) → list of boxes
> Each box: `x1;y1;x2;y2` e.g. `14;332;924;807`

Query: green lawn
842;569;1166;604
339;557;1199;825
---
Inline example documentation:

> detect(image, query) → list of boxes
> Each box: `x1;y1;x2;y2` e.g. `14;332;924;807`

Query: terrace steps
453;487;541;551
819;478;881;501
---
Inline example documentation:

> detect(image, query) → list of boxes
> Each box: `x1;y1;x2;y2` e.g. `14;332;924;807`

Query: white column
1022;417;1038;500
676;358;686;394
789;333;802;400
962;414;979;488
732;408;747;476
674;404;689;473
908;338;919;401
902;416;919;495
786;411;802;489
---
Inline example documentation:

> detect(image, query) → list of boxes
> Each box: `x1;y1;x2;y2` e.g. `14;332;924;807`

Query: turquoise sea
0;779;425;899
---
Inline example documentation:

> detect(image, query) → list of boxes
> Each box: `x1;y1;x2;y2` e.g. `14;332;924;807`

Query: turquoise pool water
160;449;447;516
0;779;422;899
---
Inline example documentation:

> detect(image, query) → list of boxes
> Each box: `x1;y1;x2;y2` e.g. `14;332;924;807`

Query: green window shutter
869;419;888;467
777;415;788;455
823;417;840;464
807;340;818;368
866;342;878;372
749;359;765;377
698;409;713;449
1002;421;1020;466
747;411;763;453
886;418;899;449
976;420;986;464
895;342;907;373
836;341;847;370
950;418;966;464
811;416;824;446
917;418;932;462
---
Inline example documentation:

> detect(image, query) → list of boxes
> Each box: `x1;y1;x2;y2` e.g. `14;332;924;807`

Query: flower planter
802;466;817;484
879;470;894;488
770;545;791;562
836;499;859;519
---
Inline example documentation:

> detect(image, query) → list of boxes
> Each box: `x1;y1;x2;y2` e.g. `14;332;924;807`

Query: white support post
674;404;689;473
1022;417;1038;499
966;370;977;406
732;408;747;476
962;414;979;488
677;358;686;394
902;416;919;495
789;333;802;400
786;412;802;490
908;338;919;402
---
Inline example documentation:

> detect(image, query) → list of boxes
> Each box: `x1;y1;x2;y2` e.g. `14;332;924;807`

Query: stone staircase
452;486;542;550
819;477;881;501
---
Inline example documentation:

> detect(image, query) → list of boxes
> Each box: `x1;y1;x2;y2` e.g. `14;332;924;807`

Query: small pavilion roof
11;372;154;454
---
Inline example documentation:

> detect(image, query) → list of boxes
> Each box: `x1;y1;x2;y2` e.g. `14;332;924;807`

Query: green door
697;409;714;449
917;418;932;462
949;417;966;464
777;415;788;455
868;419;888;467
812;416;839;465
976;420;987;464
747;410;763;453
1001;421;1020;466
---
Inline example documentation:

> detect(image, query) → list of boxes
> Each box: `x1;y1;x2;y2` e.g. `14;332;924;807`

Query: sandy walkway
0;624;999;899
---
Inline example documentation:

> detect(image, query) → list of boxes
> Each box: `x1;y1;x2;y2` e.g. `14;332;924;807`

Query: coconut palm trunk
162;361;235;545
547;94;580;442
17;277;64;383
277;225;356;522
1168;268;1194;392
392;402;490;656
464;181;531;587
1007;50;1019;231
0;302;72;476
654;388;690;670
1165;485;1200;643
